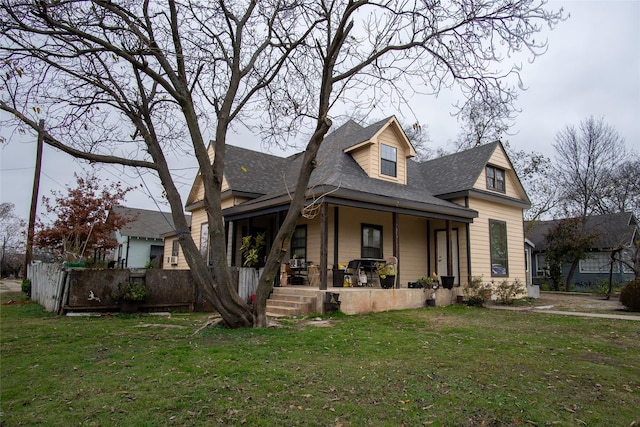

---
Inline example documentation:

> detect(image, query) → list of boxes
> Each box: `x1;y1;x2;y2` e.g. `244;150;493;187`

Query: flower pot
426;299;436;307
441;276;455;289
380;276;395;289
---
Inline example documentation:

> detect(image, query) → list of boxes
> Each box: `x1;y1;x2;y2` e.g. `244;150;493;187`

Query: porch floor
268;285;462;316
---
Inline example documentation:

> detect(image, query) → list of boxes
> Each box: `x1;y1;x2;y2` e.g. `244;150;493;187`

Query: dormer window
486;165;505;192
381;144;397;177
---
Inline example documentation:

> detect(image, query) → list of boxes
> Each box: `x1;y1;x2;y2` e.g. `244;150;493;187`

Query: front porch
266;285;464;316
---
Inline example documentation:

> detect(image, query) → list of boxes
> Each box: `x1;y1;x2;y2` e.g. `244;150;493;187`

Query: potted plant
417;275;437;288
114;281;149;313
416;274;439;306
440;274;455;289
240;232;266;268
376;262;396;289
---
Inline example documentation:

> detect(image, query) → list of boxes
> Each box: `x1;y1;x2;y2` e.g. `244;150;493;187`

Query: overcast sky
1;0;639;222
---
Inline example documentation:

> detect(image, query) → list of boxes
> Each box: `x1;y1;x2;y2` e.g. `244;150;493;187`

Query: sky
1;0;639;223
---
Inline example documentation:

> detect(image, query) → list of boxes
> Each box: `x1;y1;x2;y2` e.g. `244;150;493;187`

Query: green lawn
2;292;639;426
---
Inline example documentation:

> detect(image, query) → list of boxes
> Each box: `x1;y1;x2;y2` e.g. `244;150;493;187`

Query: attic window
380;144;397;177
486;166;505;192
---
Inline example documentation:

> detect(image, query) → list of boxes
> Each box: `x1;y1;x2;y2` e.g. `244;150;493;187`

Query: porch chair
385;256;398;288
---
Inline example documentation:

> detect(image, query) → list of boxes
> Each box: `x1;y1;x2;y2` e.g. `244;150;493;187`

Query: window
362;224;383;258
580;253;619;273
199;223;209;259
489;220;508;276
171;240;179;257
380;144;397;177
291;225;307;259
535;254;547;277
486;166;505;192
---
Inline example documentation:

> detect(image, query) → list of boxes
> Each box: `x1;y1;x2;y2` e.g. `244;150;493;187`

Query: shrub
619;279;640;312
593;279;623;297
464;276;492;307
495;279;525;305
114;281;149;302
21;278;31;297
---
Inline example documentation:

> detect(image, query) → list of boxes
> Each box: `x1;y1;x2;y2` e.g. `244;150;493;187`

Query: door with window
436;229;459;284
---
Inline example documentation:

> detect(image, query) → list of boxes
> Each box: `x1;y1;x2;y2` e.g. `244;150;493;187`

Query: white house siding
120;236;164;269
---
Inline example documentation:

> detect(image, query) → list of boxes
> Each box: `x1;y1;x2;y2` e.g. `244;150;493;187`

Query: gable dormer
343;117;416;185
473;143;528;201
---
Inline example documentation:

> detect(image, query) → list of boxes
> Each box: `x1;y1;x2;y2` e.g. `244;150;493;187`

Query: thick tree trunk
254;119;333;327
145;112;253;328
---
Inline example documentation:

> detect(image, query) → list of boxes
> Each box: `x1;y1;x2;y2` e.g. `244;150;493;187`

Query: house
526;212;639;288
168;116;531;295
111;207;190;269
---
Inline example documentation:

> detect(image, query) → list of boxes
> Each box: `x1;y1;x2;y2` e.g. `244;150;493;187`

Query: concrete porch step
266;288;317;317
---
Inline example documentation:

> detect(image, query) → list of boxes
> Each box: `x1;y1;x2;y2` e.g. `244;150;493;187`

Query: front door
436;229;459;285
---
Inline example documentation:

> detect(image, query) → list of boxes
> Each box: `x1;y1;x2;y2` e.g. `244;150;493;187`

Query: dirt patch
530;292;625;313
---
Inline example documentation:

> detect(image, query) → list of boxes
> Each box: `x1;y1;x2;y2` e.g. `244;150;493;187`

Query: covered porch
224;198;477;291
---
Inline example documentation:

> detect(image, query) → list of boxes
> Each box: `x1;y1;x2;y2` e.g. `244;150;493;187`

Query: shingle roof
417;142;499;196
223;145;292;195
526;212;638;251
223;118;477;218
110;206;191;239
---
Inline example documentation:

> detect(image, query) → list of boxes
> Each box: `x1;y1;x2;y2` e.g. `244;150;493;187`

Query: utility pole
23;119;45;278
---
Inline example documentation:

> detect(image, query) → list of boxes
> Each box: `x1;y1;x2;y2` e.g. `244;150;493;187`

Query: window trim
361;224;383;259
489;219;509;277
486;165;506;193
380;144;397;178
291;225;307;260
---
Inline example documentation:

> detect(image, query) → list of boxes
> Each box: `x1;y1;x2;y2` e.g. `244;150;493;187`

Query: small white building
110;207;190;269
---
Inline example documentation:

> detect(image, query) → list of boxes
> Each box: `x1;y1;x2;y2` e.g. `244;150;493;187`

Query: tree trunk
253;119;333;327
565;259;579;292
145;116;253;328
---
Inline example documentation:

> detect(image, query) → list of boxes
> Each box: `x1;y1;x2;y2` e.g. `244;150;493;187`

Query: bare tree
552;116;627;218
453;92;517;151
1;0;564;327
512;150;559;223
0;203;25;277
600;156;640;218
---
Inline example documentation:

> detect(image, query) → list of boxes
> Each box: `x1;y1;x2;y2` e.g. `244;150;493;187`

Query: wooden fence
27;263;260;313
28;263;67;313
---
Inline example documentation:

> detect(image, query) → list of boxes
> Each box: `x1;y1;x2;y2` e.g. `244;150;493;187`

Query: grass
2;291;639;426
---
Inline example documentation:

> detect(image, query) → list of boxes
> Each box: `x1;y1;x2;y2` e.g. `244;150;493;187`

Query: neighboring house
111;207;190;269
526;212;639;287
171;116;531;289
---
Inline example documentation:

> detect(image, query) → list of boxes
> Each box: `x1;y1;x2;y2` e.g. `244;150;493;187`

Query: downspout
125;236;130;268
333;206;339;267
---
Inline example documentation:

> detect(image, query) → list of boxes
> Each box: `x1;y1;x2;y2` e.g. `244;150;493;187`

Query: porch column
426;220;432;275
393;212;400;288
225;220;233;266
446;220;453;276
319;202;328;290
